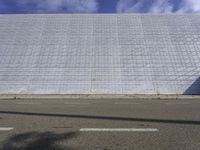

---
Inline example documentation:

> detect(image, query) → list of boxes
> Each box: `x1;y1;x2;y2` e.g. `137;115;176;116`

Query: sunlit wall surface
0;14;199;94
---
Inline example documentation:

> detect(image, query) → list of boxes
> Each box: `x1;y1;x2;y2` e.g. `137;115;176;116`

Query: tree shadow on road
1;131;77;150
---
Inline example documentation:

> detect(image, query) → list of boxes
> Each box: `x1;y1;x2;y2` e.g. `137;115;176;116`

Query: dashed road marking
115;103;140;105
0;127;14;131
17;102;42;105
65;103;91;105
80;128;158;132
165;103;191;105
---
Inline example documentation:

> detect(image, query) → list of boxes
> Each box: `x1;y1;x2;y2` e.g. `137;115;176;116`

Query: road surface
0;98;200;150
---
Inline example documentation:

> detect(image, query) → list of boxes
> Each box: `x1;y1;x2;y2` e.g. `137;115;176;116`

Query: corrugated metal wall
0;14;199;94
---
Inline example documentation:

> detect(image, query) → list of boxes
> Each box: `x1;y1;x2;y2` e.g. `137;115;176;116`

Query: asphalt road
0;99;200;150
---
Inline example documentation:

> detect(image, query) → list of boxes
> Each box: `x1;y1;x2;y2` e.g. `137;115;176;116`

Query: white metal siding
0;14;199;94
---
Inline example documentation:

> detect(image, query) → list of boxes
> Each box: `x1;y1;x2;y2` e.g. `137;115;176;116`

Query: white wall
0;14;199;94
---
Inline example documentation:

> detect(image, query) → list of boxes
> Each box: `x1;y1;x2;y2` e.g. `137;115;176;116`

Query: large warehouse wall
0;14;199;94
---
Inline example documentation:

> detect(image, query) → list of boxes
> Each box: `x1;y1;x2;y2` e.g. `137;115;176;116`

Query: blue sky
0;0;200;14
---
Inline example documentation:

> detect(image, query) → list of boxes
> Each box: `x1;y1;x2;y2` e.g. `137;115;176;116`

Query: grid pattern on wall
0;14;199;94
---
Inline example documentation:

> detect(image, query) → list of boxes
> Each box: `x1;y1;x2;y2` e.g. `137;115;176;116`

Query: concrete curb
0;94;199;100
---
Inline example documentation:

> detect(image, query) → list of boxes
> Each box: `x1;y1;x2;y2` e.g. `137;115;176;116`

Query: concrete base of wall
0;94;199;100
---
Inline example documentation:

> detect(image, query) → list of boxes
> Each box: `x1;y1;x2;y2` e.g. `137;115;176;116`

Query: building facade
0;14;199;94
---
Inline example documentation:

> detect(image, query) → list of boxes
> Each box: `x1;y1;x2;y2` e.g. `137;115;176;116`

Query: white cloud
0;0;98;13
38;0;98;13
116;0;200;13
149;0;173;13
116;0;143;13
178;0;200;13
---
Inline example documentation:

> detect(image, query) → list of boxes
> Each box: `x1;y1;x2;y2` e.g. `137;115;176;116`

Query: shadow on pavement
0;111;200;125
2;131;76;150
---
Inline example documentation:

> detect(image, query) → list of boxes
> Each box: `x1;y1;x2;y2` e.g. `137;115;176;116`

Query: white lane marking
65;103;91;105
165;103;191;105
80;128;158;132
17;102;42;105
115;103;140;105
0;127;14;131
